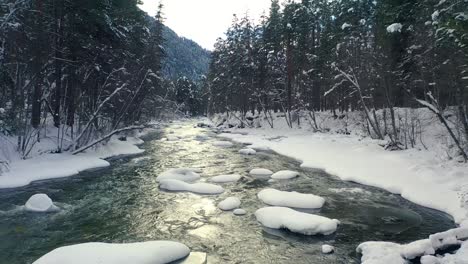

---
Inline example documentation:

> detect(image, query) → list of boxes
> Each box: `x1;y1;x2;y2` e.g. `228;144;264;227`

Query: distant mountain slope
162;26;211;81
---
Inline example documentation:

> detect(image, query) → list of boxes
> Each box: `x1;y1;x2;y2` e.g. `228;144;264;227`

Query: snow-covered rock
356;242;406;264
257;189;325;209
25;194;59;213
156;168;201;182
357;228;468;264
401;239;435;260
212;141;233;147
233;209;247;216
159;179;224;195
270;170;299;180
209;174;241;183
254;207;339;235
239;148;256;155
249;168;273;177
33;241;190;264
217;197;241;211
167;135;181;141
387;23;403;33
322;245;335;254
420;255;439;264
429;227;468;250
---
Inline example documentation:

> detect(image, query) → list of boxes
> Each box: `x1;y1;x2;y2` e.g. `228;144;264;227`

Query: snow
0;135;146;189
270;170;299;180
167;135;181;141
217;197;241;211
322;245;335;254
209;174;241;183
212;141;233;147
255;207;339;235
218;117;468;225
214;110;468;263
356;227;468;263
33;241;190;264
24;194;59;213
257;189;325;209
329;187;371;195
238;148;256;155
233;209;247;216
159;179;224;195
342;23;352;30
387;23;403;33
249;168;273;177
356;242;406;264
156;168;201;182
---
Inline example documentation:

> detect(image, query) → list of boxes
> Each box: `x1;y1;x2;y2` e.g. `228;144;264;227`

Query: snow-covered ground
0;130;151;189
212;109;468;262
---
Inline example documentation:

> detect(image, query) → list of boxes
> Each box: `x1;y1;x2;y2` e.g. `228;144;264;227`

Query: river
0;120;455;263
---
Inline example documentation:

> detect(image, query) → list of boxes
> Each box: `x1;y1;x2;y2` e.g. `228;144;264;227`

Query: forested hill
162;26;211;81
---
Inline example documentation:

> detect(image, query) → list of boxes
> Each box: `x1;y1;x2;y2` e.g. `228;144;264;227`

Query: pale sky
139;0;272;50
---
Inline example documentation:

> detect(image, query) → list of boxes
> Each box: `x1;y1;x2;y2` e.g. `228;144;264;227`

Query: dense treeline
163;26;211;81
207;0;468;159
0;0;181;157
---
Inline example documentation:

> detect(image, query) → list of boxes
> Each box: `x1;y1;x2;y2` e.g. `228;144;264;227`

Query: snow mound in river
156;168;201;182
239;148;256;155
233;209;247;216
25;194;59;213
255;207;339;235
32;241;190;264
322;245;335;254
217;197;241;211
159;179;224;195
271;170;299;180
258;189;325;209
209;174;241;183
249;168;273;177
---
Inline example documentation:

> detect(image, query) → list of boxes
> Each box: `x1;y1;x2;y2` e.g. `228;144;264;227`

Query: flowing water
0;120;455;264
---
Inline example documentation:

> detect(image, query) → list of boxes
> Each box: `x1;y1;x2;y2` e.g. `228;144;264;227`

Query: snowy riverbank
211;111;468;262
0;131;150;189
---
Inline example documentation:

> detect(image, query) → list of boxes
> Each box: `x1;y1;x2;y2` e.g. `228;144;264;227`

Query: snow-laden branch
415;92;467;162
73;82;127;148
72;125;146;155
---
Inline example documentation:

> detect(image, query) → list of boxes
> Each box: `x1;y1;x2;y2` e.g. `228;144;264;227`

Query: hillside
162;26;211;81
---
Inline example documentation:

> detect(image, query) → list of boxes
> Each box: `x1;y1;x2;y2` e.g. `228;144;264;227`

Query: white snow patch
209;174;241;183
33;241;190;264
357;227;468;263
258;188;325;209
233;209;247;216
239;148;256;155
0;135;145;189
217;197;241;211
254;207;339;235
249;168;273;177
322;245;335;254
387;23;403;33
159;179;224;195
357;242;406;264
342;23;352;30
156;168;201;182
25;194;59;213
271;170;299;180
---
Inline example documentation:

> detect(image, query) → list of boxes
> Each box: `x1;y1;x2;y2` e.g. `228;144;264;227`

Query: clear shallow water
0;121;455;264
